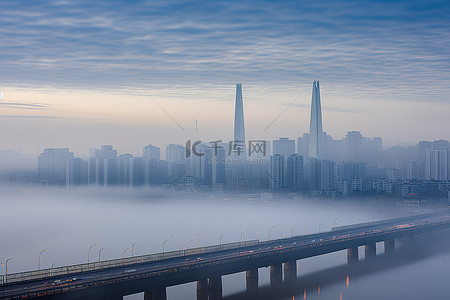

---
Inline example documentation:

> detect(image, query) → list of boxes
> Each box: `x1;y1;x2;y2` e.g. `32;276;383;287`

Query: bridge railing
0;240;259;285
331;210;448;232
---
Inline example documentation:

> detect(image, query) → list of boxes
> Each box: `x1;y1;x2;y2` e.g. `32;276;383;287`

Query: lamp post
122;248;131;265
50;263;56;276
4;258;13;281
122;248;131;258
38;249;48;270
163;235;176;253
268;225;279;241
333;217;343;228
196;232;204;248
98;248;105;262
187;239;196;249
241;228;251;242
219;234;225;245
131;243;137;257
88;244;97;264
291;222;301;237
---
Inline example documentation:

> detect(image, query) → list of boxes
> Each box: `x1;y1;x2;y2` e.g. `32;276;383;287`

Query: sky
0;0;449;157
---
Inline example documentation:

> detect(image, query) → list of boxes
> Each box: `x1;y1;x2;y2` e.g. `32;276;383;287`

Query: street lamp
121;248;131;265
88;244;97;264
4;258;13;280
163;235;176;253
98;248;105;262
122;248;131;258
38;249;48;270
219;234;225;245
268;225;279;241
187;239;196;249
131;243;137;257
241;228;252;242
196;232;205;248
333;217;343;228
291;222;301;237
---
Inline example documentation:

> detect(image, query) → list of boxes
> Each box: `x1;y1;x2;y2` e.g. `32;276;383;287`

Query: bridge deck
1;209;449;299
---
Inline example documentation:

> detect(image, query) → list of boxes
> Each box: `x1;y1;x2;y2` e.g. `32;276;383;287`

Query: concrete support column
347;247;358;264
209;276;222;300
246;269;258;292
364;243;376;259
151;287;167;300
196;279;209;300
101;294;123;300
144;290;152;300
384;239;395;254
283;261;297;282
270;263;282;286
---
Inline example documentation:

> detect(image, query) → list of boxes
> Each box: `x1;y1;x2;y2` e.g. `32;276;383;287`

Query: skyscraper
234;83;246;151
226;84;247;190
309;80;323;158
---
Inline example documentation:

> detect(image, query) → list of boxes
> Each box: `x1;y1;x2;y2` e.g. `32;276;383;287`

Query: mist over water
1;186;447;299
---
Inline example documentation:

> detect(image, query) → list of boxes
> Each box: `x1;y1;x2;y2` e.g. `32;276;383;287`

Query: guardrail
331;210;449;232
0;240;259;285
2;210;448;287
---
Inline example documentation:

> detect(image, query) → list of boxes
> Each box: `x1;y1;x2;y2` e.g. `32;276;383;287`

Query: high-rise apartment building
286;154;304;191
166;144;185;180
346;131;363;161
38;148;74;185
143;144;160;160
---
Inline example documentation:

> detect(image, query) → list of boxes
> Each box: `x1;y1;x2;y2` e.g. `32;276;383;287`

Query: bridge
1;209;449;300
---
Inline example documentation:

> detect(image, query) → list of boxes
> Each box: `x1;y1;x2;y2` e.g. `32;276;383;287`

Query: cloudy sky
0;0;449;156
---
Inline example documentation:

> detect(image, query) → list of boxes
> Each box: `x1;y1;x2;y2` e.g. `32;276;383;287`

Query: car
197;257;203;261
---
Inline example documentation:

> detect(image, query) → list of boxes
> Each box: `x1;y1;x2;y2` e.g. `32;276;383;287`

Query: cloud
0;0;449;104
0;102;47;109
0;115;105;120
290;103;361;113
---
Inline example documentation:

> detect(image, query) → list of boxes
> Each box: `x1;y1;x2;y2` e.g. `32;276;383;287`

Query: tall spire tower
233;83;246;145
309;80;323;158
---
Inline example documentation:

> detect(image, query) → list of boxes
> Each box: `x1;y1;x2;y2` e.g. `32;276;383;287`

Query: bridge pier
364;242;376;259
100;293;123;300
246;268;258;292
270;263;282;287
347;247;358;264
196;279;209;300
143;287;166;300
208;276;222;300
384;239;395;254
283;261;297;282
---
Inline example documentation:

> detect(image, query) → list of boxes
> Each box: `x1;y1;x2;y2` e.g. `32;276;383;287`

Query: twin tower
233;81;323;158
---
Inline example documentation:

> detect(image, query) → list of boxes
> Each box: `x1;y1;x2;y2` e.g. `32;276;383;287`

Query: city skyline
0;0;449;156
8;80;449;198
0;80;448;158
